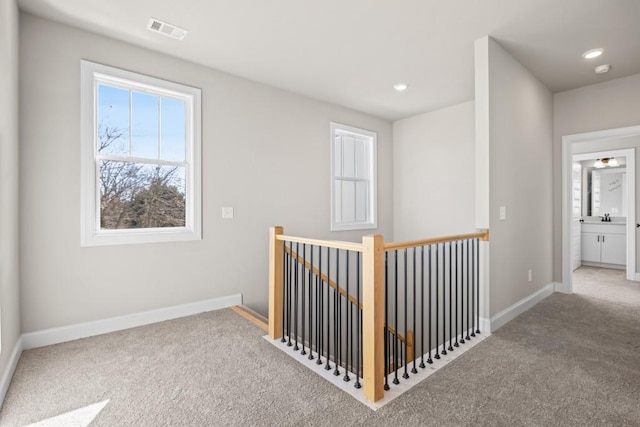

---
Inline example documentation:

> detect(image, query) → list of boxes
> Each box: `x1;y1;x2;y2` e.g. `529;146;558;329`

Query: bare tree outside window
96;82;187;230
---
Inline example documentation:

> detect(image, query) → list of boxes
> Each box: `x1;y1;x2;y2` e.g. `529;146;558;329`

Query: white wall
476;37;554;316
19;14;393;332
392;101;475;241
553;73;640;281
0;0;22;400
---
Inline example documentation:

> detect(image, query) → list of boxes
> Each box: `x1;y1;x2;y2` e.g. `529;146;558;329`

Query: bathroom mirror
589;168;626;217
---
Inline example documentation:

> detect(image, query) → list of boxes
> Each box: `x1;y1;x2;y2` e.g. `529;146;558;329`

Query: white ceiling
18;0;640;121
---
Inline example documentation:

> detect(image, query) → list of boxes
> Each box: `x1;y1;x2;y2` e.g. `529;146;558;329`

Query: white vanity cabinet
581;223;626;267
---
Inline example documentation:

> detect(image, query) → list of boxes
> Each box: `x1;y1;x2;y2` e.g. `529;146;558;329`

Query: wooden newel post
362;234;385;402
269;226;284;339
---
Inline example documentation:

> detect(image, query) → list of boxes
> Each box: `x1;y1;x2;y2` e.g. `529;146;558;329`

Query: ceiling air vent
147;18;188;41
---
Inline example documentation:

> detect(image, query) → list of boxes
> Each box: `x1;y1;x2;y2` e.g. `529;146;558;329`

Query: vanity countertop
582;221;626;225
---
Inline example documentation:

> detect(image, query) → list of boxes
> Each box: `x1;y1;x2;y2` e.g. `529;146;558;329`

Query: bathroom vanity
581;222;626;268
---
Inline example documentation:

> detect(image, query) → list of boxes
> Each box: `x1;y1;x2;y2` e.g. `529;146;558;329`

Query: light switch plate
499;206;507;220
222;207;234;219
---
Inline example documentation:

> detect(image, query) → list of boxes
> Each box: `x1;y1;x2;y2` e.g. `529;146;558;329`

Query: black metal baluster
435;244;440;360
360;305;363;385
317;247;324;365
454;241;459;348
471;239;476;338
384;252;390;391
281;243;287;343
325;247;332;370
466;240;471;341
385;328;390;390
334;249;340;376
344;250;351;382
287;242;293;346
403;249;409;379
301;244;306;355
308;245;314;359
460;241;466;345
442;242;448;356
355;252;361;389
442;243;448;356
419;246;426;369
412;247;418;374
393;250;399;385
460;241;465;345
294;242;300;351
427;245;433;364
476;239;481;334
448;242;453;352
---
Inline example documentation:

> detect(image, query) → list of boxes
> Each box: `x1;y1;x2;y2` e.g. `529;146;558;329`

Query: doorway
561;126;640;294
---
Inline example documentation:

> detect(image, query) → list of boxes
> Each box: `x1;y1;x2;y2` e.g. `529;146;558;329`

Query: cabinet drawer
581;223;626;235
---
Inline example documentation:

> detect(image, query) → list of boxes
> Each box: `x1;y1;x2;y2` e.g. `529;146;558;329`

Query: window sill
81;227;201;247
330;222;377;232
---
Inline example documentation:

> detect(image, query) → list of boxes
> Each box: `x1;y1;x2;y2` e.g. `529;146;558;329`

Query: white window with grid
330;122;377;231
81;60;202;246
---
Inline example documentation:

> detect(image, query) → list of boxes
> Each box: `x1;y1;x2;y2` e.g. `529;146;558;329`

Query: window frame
80;60;202;246
330;122;377;231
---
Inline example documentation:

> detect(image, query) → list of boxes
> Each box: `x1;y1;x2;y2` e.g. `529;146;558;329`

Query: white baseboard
489;283;555;332
22;294;242;350
0;337;23;407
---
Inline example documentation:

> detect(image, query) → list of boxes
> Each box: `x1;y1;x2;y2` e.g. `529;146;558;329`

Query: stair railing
268;227;489;403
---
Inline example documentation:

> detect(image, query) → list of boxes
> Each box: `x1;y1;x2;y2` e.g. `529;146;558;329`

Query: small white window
80;60;202;246
330;122;377;231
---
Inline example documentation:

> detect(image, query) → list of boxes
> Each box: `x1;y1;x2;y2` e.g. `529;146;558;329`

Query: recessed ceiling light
595;64;611;74
393;83;408;92
582;48;604;59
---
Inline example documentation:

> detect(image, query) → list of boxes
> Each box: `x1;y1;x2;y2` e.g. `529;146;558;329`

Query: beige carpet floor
1;270;639;426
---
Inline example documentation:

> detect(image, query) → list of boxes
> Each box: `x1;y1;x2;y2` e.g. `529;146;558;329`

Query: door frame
561;125;640;293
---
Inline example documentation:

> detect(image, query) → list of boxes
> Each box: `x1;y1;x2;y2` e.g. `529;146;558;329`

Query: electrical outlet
221;207;234;219
528;269;533;282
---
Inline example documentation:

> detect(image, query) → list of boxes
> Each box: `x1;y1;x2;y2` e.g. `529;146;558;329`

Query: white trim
479;317;491;333
474;36;490;230
0;337;23;406
80;60;202;247
554;281;567;292
562;127;640;292
489;283;555;332
478;239;490;326
572;149;635;281
22;294;242;350
329;122;378;232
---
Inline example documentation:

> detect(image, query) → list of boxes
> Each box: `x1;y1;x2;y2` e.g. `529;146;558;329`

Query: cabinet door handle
597;235;600;242
602;235;605;243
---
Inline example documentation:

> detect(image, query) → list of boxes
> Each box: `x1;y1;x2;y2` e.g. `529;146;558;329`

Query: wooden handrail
277;234;363;252
278;230;488;253
384;229;489;251
285;246;362;309
385;325;407;344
